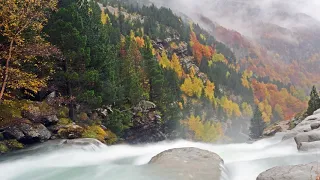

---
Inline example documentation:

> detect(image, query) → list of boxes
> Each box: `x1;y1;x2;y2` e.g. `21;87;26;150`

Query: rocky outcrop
282;109;320;151
263;124;282;137
257;162;320;180
149;148;224;180
2;120;51;144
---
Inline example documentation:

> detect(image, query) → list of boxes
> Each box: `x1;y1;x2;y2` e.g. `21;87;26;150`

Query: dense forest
0;0;316;152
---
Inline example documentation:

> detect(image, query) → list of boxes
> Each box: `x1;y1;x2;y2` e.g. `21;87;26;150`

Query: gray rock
45;91;56;105
257;162;320;180
61;138;104;147
311;122;320;130
149;147;224;180
313;108;320;115
294;131;320;149
41;115;59;126
299;141;320;151
3;121;51;143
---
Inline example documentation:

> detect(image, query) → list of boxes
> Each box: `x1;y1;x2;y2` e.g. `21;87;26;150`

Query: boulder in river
3;120;51;143
257;162;320;180
149;147;225;180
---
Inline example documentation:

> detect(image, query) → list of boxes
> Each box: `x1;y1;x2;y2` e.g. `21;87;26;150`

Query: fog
148;0;320;39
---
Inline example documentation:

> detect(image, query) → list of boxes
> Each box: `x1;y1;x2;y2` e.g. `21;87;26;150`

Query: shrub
82;125;108;143
0;143;8;153
58;118;72;125
5;139;24;150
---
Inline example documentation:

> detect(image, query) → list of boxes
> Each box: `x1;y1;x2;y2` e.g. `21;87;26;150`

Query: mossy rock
82;125;117;144
58;124;84;139
58;118;72;125
0;142;9;153
5;139;24;150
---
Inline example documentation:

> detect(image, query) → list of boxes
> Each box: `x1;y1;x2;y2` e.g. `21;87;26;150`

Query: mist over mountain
144;0;320;88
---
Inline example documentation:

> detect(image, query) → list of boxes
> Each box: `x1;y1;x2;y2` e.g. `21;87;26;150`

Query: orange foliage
134;36;145;48
251;79;307;121
190;31;214;64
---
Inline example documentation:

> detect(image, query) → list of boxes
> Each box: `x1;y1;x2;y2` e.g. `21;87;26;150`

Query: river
0;133;320;180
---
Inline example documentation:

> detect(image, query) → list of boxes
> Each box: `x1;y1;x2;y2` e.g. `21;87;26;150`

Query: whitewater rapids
1;133;320;180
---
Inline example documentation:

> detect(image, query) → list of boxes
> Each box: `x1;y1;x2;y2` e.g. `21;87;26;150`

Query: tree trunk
0;40;14;103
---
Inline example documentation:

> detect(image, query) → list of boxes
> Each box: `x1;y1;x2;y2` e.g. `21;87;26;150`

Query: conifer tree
249;106;266;139
306;86;320;115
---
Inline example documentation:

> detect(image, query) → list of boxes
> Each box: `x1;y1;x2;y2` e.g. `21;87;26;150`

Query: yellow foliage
183;115;223;142
170;53;184;78
212;53;227;63
101;11;108;24
181;74;204;98
241;102;253;117
220;96;242;117
258;100;272;122
159;50;171;69
82;125;107;143
241;70;252;89
204;80;215;102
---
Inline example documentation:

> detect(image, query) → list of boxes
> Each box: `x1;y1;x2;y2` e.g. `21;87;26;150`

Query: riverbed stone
149;147;224;180
257;162;320;180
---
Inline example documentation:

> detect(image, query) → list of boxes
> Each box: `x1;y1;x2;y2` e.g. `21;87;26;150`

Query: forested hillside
0;0;312;151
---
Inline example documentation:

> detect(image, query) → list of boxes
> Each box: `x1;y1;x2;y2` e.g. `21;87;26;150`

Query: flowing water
1;133;320;180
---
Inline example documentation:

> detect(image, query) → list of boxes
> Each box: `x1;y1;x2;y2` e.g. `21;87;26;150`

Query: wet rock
61;138;104;147
149;148;224;180
257;162;320;180
294;131;320;149
3;120;51;144
311;122;320;130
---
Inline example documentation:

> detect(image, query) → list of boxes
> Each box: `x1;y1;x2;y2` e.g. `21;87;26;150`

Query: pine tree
249;106;266;139
306;86;320;115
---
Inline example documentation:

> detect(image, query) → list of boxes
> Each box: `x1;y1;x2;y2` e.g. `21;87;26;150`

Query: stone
313;108;320;115
57;124;84;139
45;91;56;105
299;141;320;151
149;147;224;180
257;162;320;180
294;131;320;149
311;122;320;130
41;115;59;126
3;120;51;144
263;125;282;137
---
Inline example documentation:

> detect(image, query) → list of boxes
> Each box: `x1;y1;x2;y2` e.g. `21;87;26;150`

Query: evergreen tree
306;86;320;115
249;106;266;139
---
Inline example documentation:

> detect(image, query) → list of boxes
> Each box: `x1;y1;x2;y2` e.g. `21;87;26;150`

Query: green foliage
306;86;320;116
58;118;72;125
82;125;117;144
249;106;266;139
5;139;24;150
104;109;132;135
0;143;8;153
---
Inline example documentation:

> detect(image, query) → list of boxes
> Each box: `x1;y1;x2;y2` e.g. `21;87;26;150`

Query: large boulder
257;162;320;180
21;103;58;126
283;113;320;141
149;148;224;180
57;124;84;139
294;131;320;149
3;120;51;143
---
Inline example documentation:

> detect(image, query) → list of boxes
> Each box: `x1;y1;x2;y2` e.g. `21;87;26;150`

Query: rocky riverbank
0;93;168;154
